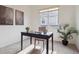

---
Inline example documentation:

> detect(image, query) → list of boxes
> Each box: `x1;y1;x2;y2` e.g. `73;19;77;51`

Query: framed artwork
15;10;24;25
0;5;14;25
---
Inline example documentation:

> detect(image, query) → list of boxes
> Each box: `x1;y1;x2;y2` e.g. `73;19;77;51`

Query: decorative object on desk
57;24;78;46
15;10;24;25
25;27;30;33
35;32;41;34
0;5;14;25
43;29;47;34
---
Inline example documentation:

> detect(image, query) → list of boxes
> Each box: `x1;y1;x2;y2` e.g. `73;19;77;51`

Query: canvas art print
15;10;24;25
0;5;14;25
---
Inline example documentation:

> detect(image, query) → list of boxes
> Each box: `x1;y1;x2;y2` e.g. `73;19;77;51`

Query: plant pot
62;40;68;46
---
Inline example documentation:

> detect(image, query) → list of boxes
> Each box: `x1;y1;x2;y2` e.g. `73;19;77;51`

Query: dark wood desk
21;32;53;54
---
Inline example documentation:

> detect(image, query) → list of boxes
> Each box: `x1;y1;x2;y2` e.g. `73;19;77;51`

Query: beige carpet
0;38;79;54
29;48;42;54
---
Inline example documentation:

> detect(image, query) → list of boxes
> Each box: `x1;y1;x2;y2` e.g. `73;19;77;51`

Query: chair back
39;27;47;32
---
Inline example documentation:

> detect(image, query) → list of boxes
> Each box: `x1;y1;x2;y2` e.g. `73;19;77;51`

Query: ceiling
29;5;59;10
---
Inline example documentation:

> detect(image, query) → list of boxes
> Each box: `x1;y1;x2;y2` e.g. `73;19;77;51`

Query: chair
34;27;47;51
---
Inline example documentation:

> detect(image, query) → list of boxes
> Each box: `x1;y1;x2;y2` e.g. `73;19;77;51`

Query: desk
21;32;53;54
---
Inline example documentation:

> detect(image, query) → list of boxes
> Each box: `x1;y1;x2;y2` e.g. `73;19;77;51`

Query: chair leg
34;39;45;53
38;41;39;44
41;40;45;53
34;39;36;49
43;41;44;51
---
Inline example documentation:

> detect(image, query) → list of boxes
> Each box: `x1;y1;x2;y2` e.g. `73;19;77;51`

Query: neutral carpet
0;38;30;54
0;38;79;54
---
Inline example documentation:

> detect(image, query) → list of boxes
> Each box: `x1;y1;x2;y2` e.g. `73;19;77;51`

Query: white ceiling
29;5;59;10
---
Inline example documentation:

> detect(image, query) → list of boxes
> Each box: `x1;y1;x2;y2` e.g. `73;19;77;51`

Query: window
40;8;59;26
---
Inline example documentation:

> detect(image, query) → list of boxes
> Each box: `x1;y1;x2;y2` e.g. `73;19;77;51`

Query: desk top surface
21;32;53;39
21;32;53;36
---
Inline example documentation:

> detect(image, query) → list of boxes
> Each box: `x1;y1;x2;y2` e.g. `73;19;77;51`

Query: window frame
40;8;59;26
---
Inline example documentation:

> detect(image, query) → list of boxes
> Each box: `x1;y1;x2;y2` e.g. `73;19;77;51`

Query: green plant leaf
57;25;78;41
63;24;69;30
67;34;73;39
60;36;64;39
57;29;65;35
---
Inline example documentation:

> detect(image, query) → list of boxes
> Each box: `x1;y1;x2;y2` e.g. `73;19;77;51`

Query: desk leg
46;39;49;54
21;35;23;50
52;34;53;53
30;37;32;44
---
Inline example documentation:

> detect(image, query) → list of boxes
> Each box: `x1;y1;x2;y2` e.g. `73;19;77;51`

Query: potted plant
25;27;30;33
57;24;78;46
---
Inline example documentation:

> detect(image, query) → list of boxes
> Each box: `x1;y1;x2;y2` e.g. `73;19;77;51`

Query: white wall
59;6;76;27
29;5;76;43
0;5;77;48
75;6;79;50
0;5;31;48
59;6;76;43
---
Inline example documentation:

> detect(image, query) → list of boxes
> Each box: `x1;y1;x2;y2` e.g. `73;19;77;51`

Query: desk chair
34;27;47;51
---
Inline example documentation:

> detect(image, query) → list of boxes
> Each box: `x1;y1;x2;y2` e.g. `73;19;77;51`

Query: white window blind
40;8;59;26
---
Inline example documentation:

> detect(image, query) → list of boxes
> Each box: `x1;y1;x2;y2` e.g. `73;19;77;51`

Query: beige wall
29;5;76;43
